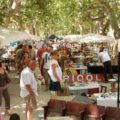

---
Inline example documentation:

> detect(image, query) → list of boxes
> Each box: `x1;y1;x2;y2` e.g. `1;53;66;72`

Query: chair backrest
97;105;106;117
105;106;120;120
85;104;105;119
48;99;66;112
65;101;86;116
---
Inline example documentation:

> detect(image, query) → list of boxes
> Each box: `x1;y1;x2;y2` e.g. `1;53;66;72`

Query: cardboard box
57;87;69;96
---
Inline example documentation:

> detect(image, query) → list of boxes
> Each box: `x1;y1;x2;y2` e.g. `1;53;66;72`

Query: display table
93;92;117;107
88;65;118;74
69;82;99;95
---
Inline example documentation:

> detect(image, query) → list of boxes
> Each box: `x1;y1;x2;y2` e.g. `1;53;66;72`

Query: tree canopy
0;0;120;38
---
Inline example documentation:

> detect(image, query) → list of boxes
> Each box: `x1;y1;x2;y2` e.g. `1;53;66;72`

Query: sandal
5;110;11;116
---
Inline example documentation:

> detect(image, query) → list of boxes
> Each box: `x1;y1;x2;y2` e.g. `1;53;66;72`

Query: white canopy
79;33;116;43
0;28;40;45
64;35;82;43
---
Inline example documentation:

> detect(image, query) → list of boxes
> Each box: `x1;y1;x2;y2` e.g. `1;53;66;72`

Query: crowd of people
0;39;65;120
0;38;115;120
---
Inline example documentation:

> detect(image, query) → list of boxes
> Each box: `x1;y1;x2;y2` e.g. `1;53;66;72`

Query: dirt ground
2;67;74;120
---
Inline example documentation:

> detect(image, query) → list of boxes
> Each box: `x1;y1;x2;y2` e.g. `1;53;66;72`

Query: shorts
49;80;61;91
24;94;37;109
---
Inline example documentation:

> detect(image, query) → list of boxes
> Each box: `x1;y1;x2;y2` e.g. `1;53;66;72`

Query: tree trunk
4;0;21;27
97;0;120;39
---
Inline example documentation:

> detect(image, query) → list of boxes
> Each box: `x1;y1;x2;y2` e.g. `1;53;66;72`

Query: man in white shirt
41;45;53;91
20;60;37;120
98;46;113;82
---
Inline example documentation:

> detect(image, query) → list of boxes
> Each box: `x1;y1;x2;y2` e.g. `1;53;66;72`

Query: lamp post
117;42;120;108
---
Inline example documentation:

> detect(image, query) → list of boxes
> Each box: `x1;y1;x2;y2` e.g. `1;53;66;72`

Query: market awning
64;35;82;43
79;33;116;43
0;28;40;45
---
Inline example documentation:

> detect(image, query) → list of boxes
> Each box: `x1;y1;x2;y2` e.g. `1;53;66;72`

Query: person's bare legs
50;91;57;99
26;107;33;120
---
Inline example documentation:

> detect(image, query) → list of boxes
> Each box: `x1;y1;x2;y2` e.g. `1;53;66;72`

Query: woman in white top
48;50;62;98
98;46;113;82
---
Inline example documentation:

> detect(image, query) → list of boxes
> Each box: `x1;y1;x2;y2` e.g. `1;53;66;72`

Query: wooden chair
64;101;86;120
104;106;120;120
84;104;105;120
43;99;66;119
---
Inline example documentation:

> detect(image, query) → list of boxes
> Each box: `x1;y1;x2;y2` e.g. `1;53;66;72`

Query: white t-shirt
20;67;37;98
42;52;51;69
48;59;62;82
98;51;111;63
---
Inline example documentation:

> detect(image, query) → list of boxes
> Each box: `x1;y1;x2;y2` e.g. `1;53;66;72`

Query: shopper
48;50;62;98
0;61;11;115
41;45;53;91
20;60;37;120
98;46;113;82
37;42;46;76
21;52;31;68
9;113;20;120
16;44;29;74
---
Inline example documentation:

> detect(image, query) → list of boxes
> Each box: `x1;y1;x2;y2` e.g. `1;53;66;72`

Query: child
9;113;20;120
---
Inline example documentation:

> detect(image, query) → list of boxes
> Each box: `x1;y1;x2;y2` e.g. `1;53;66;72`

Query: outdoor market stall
0;28;41;70
64;33;117;76
62;33;117;95
0;28;40;46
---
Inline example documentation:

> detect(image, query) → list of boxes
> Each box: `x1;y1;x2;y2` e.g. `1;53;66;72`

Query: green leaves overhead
0;0;120;37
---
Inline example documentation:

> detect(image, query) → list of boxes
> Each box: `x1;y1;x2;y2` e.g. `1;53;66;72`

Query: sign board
63;74;118;83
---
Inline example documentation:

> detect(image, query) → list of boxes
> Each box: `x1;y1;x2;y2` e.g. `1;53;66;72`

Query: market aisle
2;82;50;120
2;69;74;120
0;68;49;120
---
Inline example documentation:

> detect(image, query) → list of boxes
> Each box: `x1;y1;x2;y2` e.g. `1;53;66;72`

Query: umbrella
79;33;115;43
0;28;40;45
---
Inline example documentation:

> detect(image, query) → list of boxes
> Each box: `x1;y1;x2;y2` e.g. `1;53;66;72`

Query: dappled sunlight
1;112;5;115
11;103;26;109
37;100;46;106
22;110;26;114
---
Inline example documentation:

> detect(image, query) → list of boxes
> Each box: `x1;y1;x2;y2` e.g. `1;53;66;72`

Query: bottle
37;107;44;120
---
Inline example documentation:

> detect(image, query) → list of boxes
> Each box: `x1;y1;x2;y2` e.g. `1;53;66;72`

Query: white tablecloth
69;82;99;91
93;92;117;107
69;82;99;95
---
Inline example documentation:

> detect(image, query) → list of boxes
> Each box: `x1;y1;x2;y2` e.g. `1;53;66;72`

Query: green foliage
0;0;120;36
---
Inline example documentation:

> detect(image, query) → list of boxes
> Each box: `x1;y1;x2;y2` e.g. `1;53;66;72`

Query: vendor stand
93;92;117;107
69;82;99;95
62;34;117;96
88;65;118;74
